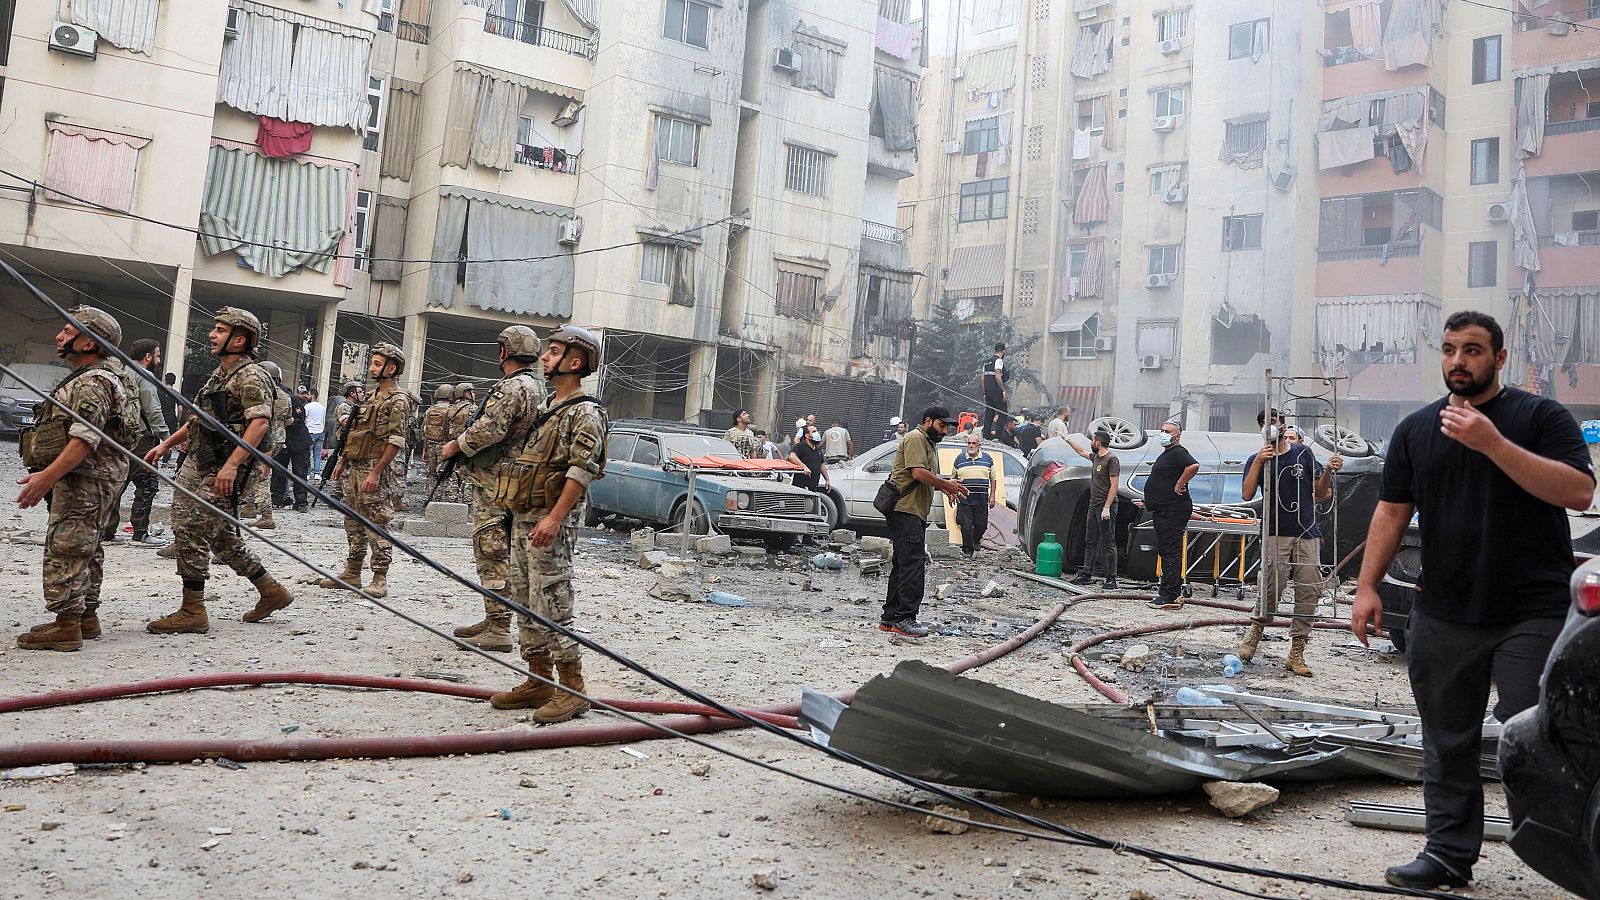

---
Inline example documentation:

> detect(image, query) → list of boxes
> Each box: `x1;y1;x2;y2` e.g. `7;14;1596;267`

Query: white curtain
216;9;293;119
1069;24;1112;78
1315;295;1442;359
217;3;372;130
442;70;526;171
198;146;349;277
427;195;469;306
71;0;161;54
286;26;372;130
1516;74;1550;158
1510;162;1543;273
368;196;408;283
1136;322;1177;359
464;201;574;316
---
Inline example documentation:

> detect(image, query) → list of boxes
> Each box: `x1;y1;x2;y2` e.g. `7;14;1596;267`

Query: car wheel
1088;416;1147;450
764;533;798;553
669;498;710;535
1313;424;1374;458
1388;626;1407;653
820;492;843;531
581;501;601;527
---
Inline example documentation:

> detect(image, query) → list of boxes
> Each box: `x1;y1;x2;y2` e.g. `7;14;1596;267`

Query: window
1156;9;1187;41
1467;241;1497;288
484;0;546;43
784;145;830;197
1368;98;1387;125
43;121;149;212
1075;99;1105;133
1471;35;1501;84
607;432;638;462
632;436;662;466
1062;314;1099;359
1574;210;1600;231
1229;18;1269;59
352;190;373;270
1428;87;1446;129
1469;138;1499;185
879;0;911;24
776;267;823;318
1148;244;1179;276
375;0;395;31
664;0;710;49
641;241;691;286
958;178;1009;222
655;115;699;166
1208;402;1231;433
1223;118;1268;162
1067;243;1088;277
1150;165;1182;197
964;116;1001;153
1154;87;1186;119
1223;214;1262;251
363;77;385;152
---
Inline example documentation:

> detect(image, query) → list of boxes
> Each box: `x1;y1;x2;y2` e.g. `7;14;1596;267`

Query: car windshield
663;435;742;460
2;370;67;393
1130;473;1248;506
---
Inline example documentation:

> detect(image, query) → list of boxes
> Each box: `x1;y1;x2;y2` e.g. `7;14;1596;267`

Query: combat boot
458;617;513;652
1237;622;1265;662
489;654;557;710
253;510;276;530
365;570;389;598
244;573;293;622
32;607;100;640
16;614;83;651
533;659;591;724
156;542;178;559
452;618;491;638
1285;637;1313;677
148;589;210;634
315;558;364;589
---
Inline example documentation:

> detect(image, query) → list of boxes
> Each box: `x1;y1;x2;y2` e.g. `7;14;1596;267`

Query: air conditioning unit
949;66;965;80
944;140;963;154
773;47;798;72
1486;201;1511;223
1163;186;1186;204
1139;354;1164;370
1153;116;1177;132
1146;273;1174;289
552;100;583;127
1159;38;1183;55
1094;336;1115;353
558;217;583;246
49;21;97;57
225;7;243;39
1271;166;1296;192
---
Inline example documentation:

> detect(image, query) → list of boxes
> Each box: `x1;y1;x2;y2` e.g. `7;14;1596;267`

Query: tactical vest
423;403;452;442
19;363;138;469
343;390;412;463
494;395;607;515
461;369;543;474
190;362;265;473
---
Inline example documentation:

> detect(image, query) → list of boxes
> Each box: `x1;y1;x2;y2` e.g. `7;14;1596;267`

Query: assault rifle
310;402;360;510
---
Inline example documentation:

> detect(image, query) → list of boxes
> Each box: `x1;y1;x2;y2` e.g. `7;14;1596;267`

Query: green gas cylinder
1035;532;1064;578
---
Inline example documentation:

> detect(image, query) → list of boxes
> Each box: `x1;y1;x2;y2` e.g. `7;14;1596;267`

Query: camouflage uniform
248;376;291;521
39;360;132;620
338;385;412;579
441;387;476;503
509;395;609;663
171;358;276;582
422;388;454;486
127;365;168;538
454;370;545;640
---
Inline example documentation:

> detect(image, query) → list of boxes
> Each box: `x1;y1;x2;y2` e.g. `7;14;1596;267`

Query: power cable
0;259;1456;900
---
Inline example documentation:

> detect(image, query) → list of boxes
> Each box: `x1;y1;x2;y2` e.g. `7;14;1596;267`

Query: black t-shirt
1381;387;1594;625
1015;423;1043;454
1145;444;1198;510
981;356;1007;397
792;441;824;490
1244;442;1324;538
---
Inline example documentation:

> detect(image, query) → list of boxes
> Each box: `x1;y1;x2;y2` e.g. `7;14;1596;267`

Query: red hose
0;602;1076;768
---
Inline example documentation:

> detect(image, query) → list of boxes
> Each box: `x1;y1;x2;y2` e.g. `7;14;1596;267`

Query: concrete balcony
1318;150;1431;194
1513;4;1600;70
1526;117;1600;177
1315;235;1441;298
482;15;595;59
862;221;908;244
866;134;917;180
1534;234;1600;289
446;4;594;92
1321;56;1430;100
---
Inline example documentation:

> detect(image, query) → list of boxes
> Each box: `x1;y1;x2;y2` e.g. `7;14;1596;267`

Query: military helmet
342;380;363;398
456;381;476;396
213;306;261;356
547;324;601;375
497;325;541;362
433;383;454;402
67;306;122;349
371;341;406;375
259;361;282;381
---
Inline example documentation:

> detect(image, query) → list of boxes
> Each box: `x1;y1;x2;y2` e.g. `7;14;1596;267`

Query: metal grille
1057;385;1099;423
1034;0;1050;19
1022;197;1040;235
1031;56;1048;89
784;145;829;197
777;375;903;449
1025;124;1044;160
1017;270;1037;308
751;493;811;516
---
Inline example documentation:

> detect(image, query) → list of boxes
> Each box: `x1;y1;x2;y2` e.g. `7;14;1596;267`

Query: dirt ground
0;451;1576;899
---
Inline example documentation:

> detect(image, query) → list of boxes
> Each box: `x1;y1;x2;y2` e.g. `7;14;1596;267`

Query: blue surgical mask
1158;433;1174;447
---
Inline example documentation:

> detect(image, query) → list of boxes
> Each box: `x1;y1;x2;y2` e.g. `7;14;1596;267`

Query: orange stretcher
669;455;805;472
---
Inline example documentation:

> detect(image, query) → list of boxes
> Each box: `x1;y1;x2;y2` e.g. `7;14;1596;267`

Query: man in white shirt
301;387;327;467
822;419;853;465
1047;405;1071;441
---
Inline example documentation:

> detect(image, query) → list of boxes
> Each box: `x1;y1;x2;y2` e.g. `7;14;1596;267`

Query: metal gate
776;376;903;446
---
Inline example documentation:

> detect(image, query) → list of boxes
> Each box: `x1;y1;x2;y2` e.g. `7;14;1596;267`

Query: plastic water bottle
706;591;748;607
1222;654;1244;678
810;552;844;570
1175;687;1224;706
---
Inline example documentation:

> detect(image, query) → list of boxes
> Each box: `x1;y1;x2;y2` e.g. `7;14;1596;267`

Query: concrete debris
857;557;883;577
694;534;732;555
981;580;1004;598
637;551;667;570
753;871;778;891
649;577;697;603
1203;781;1280;818
659;557;697;580
858;536;893;559
654;534;689;550
629;527;656;552
830;529;858;544
689;760;711;777
1120;644;1153;672
200;838;221;851
935;583;952;600
923;805;971;835
423;502;469;525
457;871;475;884
2;763;76;780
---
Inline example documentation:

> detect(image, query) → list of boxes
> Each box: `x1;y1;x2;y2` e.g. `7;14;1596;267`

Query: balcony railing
483;15;595;59
397;20;430;44
1538;230;1600;248
513;143;579;174
1546;116;1600;137
1317;241;1421;262
1320;46;1370;67
862;221;908;244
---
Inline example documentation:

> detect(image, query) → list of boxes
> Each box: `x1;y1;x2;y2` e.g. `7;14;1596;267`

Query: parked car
0;363;70;436
584;423;831;551
1018;420;1384;582
824;437;1026;531
1499;556;1600;898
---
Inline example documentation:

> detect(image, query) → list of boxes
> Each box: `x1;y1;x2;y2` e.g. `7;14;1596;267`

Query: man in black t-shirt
1014;412;1045;457
1145;421;1199;608
1067;429;1122;588
787;426;828;493
1352;311;1595;892
980;343;1008;439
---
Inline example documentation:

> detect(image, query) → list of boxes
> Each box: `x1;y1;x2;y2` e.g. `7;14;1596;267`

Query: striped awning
962;43;1016;95
1058;385;1099;424
945;244;1005;299
71;0;159;54
198;145;350;277
1050;309;1096;333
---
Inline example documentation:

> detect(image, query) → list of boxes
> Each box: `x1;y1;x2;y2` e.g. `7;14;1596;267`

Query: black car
1499;556;1600;898
1375;524;1422;652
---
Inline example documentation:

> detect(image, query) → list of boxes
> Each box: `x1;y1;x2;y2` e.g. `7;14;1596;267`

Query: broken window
1228;18;1269;60
1061;314;1099;359
1222;214;1262;251
1220;117;1268;167
965;116;1002;153
641;241;696;305
1211;315;1269;365
777;266;824;318
363;76;386;152
1149;164;1183;198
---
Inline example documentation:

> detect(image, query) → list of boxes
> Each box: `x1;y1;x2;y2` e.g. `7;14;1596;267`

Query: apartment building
0;0;926;436
909;0;1598;439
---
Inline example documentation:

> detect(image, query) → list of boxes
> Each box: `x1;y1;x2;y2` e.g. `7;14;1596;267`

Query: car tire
1388;626;1407;654
820;491;843;531
581;501;601;527
764;533;799;553
669;498;710;535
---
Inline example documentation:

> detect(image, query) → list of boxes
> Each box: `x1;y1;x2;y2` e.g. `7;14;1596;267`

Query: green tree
903;298;1045;418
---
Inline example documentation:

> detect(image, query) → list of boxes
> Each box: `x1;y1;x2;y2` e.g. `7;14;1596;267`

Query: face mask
1158;433;1174;447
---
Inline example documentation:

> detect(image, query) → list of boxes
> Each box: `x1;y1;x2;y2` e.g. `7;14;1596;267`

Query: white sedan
821;437;1026;530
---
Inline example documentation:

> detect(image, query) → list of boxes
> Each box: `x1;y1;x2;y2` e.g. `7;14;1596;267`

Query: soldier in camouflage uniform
316;344;412;599
422;383;454;488
324;381;364;501
440;329;546;651
142;308;295;635
436;382;475;504
246;360;291;529
15;307;134;650
490;325;608;722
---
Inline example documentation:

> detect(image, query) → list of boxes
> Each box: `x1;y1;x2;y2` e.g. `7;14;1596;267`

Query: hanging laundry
975;151;988;178
256;117;313;158
1072;128;1093;160
1386;135;1412;174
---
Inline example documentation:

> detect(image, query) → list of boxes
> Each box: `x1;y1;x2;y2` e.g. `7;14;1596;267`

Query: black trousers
1407;607;1563;872
982;394;1008;439
882;511;928;625
271;445;311;508
1082;501;1118;581
1149;502;1191;600
955;502;988;554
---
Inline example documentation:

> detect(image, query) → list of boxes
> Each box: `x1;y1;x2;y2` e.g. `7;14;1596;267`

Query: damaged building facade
0;0;926;433
908;0;1599;434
